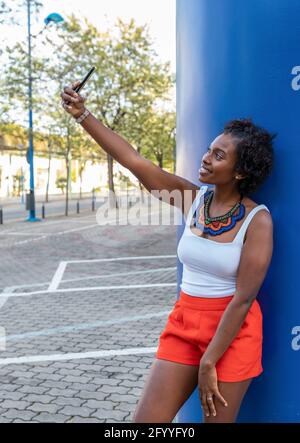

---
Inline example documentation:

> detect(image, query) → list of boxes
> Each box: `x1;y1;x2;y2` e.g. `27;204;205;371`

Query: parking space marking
0;282;177;299
0;287;11;309
0;347;158;366
48;261;68;292
0;267;176;293
47;255;176;292
65;255;176;264
59;266;176;284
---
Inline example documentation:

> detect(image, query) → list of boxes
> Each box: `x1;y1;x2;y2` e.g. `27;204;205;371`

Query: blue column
176;0;300;423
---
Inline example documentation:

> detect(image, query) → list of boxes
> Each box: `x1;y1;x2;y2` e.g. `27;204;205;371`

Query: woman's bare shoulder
244;196;271;215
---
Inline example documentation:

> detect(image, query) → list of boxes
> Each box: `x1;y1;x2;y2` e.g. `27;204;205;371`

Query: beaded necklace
192;190;246;237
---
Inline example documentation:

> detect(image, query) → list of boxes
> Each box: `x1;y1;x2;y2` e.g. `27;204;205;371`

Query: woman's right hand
61;81;86;118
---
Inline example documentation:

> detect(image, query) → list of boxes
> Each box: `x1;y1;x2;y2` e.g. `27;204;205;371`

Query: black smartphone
73;67;96;93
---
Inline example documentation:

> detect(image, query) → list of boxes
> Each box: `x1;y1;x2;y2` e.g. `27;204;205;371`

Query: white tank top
177;186;270;297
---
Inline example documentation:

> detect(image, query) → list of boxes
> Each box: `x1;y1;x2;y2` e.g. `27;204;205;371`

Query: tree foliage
0;6;176;204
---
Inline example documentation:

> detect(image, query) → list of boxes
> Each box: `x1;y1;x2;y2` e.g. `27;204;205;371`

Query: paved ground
0;195;182;423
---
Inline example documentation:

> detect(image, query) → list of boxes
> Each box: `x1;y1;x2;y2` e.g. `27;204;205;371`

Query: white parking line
65;255;176;264
14;235;49;245
0;267;176;292
48;262;67;292
10;223;97;245
48;255;176;292
58;266;177;285
0;347;158;366
0;287;11;309
0;283;177;299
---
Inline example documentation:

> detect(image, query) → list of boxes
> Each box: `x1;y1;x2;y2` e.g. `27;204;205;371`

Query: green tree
45;96;104;214
56;176;67;195
71;128;103;199
120;106;176;201
45;15;174;207
142;110;176;169
1;10;176;209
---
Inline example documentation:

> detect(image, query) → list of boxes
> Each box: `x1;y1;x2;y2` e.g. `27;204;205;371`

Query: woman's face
198;133;241;186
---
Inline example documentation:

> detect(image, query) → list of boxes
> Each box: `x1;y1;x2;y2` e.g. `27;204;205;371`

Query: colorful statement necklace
193;190;246;237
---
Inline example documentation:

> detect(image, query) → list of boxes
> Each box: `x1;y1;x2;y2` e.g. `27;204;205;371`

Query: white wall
0;152;139;198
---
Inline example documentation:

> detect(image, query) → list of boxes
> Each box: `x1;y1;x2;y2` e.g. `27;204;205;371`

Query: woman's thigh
132;358;199;423
203;378;253;423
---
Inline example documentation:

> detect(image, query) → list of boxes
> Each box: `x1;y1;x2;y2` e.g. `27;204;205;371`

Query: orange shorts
156;289;263;382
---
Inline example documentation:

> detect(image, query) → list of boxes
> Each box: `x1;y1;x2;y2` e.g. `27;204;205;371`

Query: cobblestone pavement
0;198;183;422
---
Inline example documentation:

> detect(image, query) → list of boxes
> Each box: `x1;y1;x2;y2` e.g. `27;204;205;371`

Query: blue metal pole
176;0;300;423
24;9;64;222
27;0;38;222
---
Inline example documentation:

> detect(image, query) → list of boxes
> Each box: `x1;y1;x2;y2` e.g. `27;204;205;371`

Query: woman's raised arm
61;82;199;215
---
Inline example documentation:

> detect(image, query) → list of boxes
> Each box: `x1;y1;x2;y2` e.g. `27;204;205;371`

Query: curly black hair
223;117;276;197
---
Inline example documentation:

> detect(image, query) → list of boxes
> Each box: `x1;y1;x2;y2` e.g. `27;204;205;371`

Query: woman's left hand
198;361;228;417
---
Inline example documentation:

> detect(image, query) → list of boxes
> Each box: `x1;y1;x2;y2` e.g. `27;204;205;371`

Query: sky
3;0;176;73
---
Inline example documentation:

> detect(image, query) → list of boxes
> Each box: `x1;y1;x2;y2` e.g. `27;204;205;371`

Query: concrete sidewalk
0;200;180;423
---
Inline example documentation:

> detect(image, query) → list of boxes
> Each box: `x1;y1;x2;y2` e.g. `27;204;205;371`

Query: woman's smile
199;164;212;175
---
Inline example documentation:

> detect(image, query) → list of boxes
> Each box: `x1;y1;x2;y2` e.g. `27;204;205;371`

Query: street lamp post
27;0;36;221
26;0;64;221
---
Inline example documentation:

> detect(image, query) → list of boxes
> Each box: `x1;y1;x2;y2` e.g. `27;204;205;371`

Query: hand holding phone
61;67;96;118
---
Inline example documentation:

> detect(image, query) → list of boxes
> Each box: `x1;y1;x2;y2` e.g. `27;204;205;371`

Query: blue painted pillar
176;0;300;423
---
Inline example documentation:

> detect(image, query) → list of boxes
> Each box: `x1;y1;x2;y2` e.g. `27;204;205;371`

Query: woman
61;83;275;423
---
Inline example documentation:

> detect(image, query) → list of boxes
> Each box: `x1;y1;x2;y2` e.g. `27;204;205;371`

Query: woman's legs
132;358;199;423
202;378;253;423
132;358;253;423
